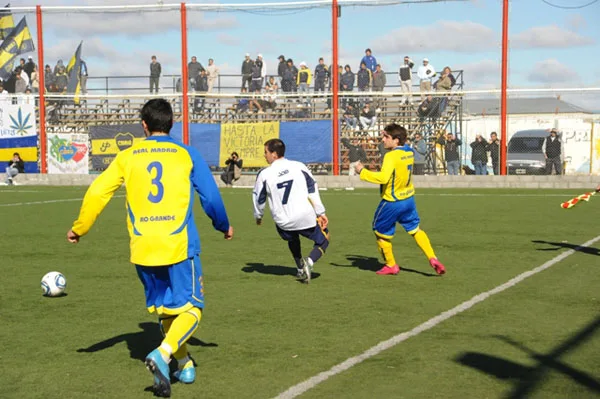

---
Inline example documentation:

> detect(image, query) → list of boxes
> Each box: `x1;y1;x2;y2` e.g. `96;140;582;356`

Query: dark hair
231;152;239;158
319;57;324;61
365;48;371;53
384;123;408;146
140;98;173;134
264;138;285;157
151;55;157;59
13;152;20;157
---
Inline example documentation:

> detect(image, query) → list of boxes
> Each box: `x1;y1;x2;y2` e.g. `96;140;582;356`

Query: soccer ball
41;271;67;297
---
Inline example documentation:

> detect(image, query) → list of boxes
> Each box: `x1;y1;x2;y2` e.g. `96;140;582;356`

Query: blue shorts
136;254;204;316
372;197;421;238
276;224;329;246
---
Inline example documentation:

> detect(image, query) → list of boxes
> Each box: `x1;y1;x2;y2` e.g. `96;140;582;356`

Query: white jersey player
253;138;329;283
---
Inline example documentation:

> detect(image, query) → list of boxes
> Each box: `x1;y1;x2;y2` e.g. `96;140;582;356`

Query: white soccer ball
41;271;67;297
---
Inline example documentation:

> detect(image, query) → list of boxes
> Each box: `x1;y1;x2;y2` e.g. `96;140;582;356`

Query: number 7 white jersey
253;158;326;231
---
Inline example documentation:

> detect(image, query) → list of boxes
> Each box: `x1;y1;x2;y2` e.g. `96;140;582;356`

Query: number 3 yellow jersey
359;145;415;201
72;136;230;266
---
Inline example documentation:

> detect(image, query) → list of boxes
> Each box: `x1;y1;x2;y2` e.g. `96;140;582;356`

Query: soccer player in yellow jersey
355;123;446;276
67;99;233;397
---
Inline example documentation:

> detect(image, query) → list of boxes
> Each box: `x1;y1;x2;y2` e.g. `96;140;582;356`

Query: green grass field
1;186;599;399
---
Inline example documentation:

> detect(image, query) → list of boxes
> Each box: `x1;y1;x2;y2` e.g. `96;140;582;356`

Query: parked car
507;129;561;175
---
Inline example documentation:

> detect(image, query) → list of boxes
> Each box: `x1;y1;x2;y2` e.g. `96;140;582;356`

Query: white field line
227;188;575;197
274;234;600;399
0;192;576;207
0;190;42;193
0;195;124;207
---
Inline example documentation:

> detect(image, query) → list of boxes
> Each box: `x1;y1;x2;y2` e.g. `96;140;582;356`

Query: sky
8;0;600;109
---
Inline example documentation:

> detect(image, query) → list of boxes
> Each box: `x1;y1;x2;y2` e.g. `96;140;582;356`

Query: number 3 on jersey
277;180;293;205
147;162;164;203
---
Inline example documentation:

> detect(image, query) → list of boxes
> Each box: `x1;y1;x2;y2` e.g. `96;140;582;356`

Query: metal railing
84;70;464;94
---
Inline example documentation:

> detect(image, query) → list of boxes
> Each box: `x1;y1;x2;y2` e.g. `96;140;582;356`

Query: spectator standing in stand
241;53;253;91
149;55;161;94
487;132;500;175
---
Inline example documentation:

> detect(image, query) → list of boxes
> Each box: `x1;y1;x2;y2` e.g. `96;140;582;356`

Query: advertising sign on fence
90;124;145;170
0;103;39;171
47;133;89;174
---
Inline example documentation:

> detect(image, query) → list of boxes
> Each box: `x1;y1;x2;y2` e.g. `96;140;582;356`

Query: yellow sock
413;229;436;260
173;344;189;363
376;238;396;266
159;316;175;336
159;315;194;368
162;307;202;355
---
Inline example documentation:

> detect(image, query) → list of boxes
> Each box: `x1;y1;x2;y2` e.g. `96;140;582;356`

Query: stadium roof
463;97;592;116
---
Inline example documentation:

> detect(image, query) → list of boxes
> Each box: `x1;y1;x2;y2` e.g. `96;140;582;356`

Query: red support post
180;3;189;145
331;0;339;175
500;0;509;175
36;6;47;174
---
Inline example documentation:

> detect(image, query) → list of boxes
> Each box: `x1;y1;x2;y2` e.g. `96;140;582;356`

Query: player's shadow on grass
532;240;600;256
455;315;600;398
77;322;218;362
242;262;321;280
331;255;437;277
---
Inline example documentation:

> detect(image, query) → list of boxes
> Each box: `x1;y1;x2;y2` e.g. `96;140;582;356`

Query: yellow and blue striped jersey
72;135;230;266
360;145;415;201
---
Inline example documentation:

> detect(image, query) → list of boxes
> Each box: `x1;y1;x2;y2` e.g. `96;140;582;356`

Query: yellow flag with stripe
0;16;35;81
0;3;14;40
66;41;82;105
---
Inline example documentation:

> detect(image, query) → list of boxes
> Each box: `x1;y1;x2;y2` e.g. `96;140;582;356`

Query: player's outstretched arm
301;164;326;217
359;153;395;184
190;148;231;234
252;170;267;223
70;156;125;240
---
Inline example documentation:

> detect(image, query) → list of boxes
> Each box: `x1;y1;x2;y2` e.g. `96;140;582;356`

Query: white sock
159;343;172;363
306;257;314;267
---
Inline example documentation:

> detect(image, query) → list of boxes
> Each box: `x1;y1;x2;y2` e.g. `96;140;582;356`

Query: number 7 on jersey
277;180;293;205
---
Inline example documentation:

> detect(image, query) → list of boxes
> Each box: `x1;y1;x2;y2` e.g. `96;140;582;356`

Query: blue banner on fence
280;120;332;164
171;122;222;166
171;121;332;167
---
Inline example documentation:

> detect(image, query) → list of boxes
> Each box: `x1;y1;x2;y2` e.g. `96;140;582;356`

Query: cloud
453;59;501;87
371;21;497;54
217;33;241;46
44;38;123;64
42;8;237;37
512;25;594;49
565;14;587;31
526;59;580;84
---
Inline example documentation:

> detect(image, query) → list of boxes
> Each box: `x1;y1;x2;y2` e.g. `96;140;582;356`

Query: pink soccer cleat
429;258;446;275
376;264;400;275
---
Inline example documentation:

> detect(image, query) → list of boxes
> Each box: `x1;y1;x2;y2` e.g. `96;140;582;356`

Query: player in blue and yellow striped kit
67;99;233;397
355;123;446;276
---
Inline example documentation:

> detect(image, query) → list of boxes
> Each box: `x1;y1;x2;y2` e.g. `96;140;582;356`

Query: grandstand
38;70;464;175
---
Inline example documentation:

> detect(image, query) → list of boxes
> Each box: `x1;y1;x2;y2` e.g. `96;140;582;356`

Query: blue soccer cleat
173;365;196;384
145;349;171;397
